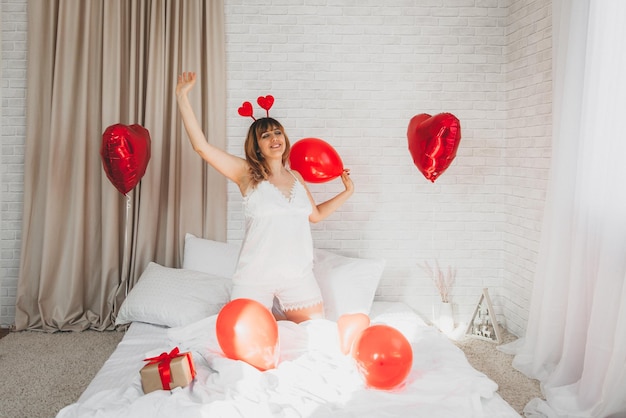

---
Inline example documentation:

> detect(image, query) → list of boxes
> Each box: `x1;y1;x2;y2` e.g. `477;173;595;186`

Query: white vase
438;302;454;335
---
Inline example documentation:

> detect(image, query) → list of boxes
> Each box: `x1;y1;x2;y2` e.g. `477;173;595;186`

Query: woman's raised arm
176;72;249;188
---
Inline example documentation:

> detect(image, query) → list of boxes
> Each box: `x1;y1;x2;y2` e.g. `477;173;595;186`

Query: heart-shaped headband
238;95;274;121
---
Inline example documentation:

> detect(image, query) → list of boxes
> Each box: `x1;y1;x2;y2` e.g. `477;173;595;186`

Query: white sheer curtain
500;1;626;417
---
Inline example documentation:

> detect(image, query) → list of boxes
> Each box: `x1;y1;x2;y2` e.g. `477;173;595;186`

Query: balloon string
122;193;131;297
431;201;436;259
430;199;437;323
430;203;434;322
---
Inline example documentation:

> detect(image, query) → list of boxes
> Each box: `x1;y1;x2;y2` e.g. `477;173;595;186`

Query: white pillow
181;234;385;322
313;249;385;321
115;262;231;328
182;233;240;278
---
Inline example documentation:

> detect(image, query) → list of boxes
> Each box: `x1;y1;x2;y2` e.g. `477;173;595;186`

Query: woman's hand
305;168;354;223
176;72;196;99
340;169;354;194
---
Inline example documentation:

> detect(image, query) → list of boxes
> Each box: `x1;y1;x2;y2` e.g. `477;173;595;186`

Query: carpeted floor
453;330;543;415
0;329;125;418
0;328;542;418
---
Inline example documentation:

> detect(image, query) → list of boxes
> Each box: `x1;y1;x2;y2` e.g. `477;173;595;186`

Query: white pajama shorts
230;272;323;312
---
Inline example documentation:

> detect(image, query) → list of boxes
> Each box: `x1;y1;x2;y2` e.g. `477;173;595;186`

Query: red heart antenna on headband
238;102;256;121
257;95;274;117
238;95;274;121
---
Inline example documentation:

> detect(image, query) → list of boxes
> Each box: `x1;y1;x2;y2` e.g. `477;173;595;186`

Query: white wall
0;0;27;328
0;0;552;336
501;1;552;336
224;0;552;336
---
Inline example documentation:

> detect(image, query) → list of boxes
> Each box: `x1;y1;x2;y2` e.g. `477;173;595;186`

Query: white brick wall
225;0;551;335
0;0;552;336
1;0;27;327
500;0;552;336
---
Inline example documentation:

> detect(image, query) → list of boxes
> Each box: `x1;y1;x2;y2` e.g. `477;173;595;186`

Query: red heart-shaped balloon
289;137;344;183
407;113;461;182
238;101;254;118
100;124;151;195
257;95;274;113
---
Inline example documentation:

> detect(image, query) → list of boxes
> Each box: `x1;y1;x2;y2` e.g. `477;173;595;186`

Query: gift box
140;347;196;394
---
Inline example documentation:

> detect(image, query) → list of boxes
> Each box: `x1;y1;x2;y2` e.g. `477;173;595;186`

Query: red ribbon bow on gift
144;347;196;391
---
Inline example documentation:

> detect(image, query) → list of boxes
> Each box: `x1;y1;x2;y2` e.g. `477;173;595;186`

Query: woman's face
257;126;286;160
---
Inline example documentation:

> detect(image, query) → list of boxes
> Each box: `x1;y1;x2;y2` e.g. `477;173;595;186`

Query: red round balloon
407;113;461;183
289;137;344;183
352;324;413;390
216;298;279;371
100;124;151;195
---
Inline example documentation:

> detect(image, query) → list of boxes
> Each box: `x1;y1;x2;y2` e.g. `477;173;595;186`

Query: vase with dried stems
419;260;456;334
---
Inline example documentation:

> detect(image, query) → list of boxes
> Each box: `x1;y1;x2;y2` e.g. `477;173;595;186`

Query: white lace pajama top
232;171;314;286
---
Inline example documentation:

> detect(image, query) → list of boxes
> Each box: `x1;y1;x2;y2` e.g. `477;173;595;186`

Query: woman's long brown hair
244;117;291;188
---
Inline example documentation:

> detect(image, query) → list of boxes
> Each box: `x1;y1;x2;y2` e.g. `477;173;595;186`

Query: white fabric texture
234;175;314;286
313;249;385;321
499;1;626;417
57;303;519;418
115;262;231;328
182;233;241;278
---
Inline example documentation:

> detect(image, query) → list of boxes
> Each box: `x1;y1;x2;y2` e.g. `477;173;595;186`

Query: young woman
176;72;354;323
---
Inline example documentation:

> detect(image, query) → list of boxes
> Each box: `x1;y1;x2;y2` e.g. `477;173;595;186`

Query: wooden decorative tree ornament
466;288;502;343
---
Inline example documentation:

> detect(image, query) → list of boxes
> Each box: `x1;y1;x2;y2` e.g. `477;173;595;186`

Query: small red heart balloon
289;137;344;183
407;113;461;182
100;124;151;195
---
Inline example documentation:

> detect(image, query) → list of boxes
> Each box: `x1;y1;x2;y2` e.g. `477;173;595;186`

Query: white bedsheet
57;302;520;417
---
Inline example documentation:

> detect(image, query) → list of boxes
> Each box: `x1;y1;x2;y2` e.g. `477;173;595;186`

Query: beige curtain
16;0;226;331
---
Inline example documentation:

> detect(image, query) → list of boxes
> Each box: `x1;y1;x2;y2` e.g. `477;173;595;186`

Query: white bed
56;235;520;417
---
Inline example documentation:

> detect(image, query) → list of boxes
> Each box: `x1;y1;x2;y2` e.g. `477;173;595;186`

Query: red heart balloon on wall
407;113;461;182
289;137;344;183
101;124;151;195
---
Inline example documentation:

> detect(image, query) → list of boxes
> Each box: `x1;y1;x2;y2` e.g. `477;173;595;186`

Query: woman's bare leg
284;302;325;324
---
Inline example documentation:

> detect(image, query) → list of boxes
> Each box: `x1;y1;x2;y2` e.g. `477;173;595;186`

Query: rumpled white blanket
57;310;517;418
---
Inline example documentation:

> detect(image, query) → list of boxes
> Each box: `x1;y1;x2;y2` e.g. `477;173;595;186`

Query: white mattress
57;302;520;417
